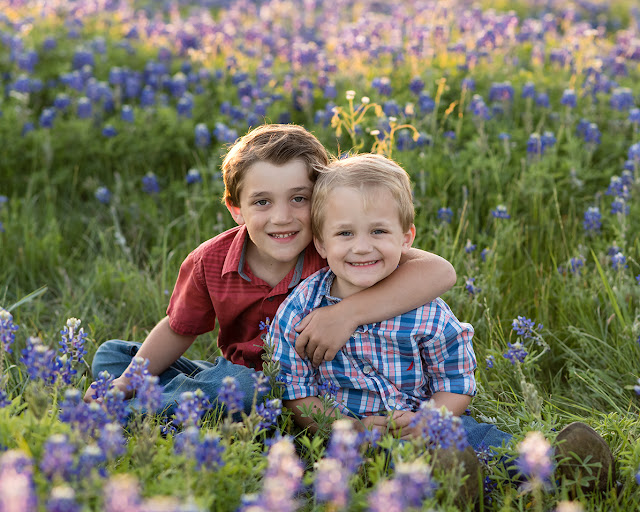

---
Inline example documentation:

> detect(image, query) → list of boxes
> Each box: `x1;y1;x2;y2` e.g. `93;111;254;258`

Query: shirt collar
221;225;309;287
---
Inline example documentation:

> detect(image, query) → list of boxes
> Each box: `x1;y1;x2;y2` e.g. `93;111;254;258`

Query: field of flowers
1;0;640;510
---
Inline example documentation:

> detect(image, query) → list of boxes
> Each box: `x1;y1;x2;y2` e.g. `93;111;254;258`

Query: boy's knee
91;340;139;378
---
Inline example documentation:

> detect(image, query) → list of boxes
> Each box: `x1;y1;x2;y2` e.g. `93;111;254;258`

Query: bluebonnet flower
605;176;629;198
469;94;491;120
53;93;71;111
13;74;31;93
124;356;151;390
22;122;35;136
535;92;550;108
59;388;88;425
258;317;271;331
517;431;554;482
95;186;111;205
486;355;495;369
583;207;602;233
498;132;511;141
39;108;56;129
461;77;475;91
465;277;480;296
0;307;19;354
174;389;211;427
135;375;162;413
409;400;468;451
368;479;401;512
418;92;435;113
59;317;88;366
140;86;155;107
121;105;134;123
627;142;640;161
318;379;340;398
218;376;245;415
582;123;601;145
611;197;630;215
488;81;514;102
72;49;94;70
481;247;491;261
394;461;437;506
75;444;106;478
176;94;194;118
194;123;210;148
522;82;536;99
560;89;577;108
636;275;640;285
46;486;79;512
260;437;303;512
141;172;160;194
512;316;543;339
371;76;392;96
569;256;585;274
76;97;92;119
475;442;494;464
628;108;640;124
636;466;640;485
541;131;557;151
491;204;510;219
326;419;361;473
21;336;58;384
102;124;118;139
256;399;282;430
103;475;142;512
503;342;528;364
443;130;456;139
252;371;270;395
87;370;112;398
0;450;37;512
98;423;126;459
103;387;127;424
409;76;424;95
633;378;640;395
611;252;627;270
314;457;350;508
437;207;453;223
464;239;476;253
610;87;634;111
186;168;202;185
0;388;10;408
40;434;75;480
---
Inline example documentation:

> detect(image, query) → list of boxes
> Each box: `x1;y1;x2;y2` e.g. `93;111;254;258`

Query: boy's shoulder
280;266;332;311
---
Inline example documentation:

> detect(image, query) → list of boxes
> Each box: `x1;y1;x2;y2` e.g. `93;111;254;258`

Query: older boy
270;153;615;493
84;125;457;415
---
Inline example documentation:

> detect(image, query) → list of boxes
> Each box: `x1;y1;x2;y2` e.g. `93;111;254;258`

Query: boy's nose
352;236;373;253
271;204;293;224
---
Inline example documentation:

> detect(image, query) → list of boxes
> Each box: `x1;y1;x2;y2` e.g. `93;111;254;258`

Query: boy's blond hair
221;124;329;206
311;153;415;240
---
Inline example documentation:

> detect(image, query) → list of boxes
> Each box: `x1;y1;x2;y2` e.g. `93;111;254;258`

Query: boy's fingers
310;347;326;367
294;314;311;333
294;332;309;358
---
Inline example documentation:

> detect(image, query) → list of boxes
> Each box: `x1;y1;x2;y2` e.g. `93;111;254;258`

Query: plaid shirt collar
221;224;308;289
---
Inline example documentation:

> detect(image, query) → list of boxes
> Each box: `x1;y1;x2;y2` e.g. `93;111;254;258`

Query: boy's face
314;186;415;299
226;159;314;275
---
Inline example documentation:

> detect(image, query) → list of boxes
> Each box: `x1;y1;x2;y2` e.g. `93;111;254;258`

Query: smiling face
226;159;314;283
314;186;415;299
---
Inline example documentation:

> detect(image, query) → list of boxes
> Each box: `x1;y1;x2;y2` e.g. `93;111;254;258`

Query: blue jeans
91;339;267;417
460;414;513;453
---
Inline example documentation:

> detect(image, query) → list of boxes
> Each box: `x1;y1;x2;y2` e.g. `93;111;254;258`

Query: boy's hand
387;410;420;440
294;305;357;366
83;375;133;403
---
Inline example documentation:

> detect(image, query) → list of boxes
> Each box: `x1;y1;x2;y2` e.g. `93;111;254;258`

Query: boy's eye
337;231;352;237
254;199;269;206
292;196;307;203
372;229;387;235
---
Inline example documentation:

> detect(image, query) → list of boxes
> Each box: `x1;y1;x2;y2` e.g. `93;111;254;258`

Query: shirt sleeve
166;248;217;336
268;289;318;400
419;303;477;397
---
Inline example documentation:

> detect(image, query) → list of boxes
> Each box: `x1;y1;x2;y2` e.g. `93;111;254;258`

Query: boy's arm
295;248;456;365
84;316;196;402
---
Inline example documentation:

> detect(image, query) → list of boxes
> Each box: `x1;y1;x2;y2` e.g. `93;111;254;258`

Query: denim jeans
460;414;513;452
91;339;268;417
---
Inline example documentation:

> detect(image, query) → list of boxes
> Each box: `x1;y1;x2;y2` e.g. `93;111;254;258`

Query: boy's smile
226;159;314;285
314;186;415;299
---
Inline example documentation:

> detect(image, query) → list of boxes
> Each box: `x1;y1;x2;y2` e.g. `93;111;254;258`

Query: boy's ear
225;198;245;225
401;224;416;253
314;236;327;259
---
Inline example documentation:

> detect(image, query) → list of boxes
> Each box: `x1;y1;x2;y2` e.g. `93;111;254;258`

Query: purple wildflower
252;371;270;396
394;461;437;506
218;376;245;415
0;451;37;512
486;355;495;369
326;419;362;473
103;475;142;512
0;389;10;408
186;168;201;185
409;400;468;451
256;398;282;430
59;317;88;366
261;438;303;512
611;198;630;215
315;457;350;508
21;336;58;384
437;207;453;224
141;172;160;195
517;431;554;482
95;186;111;205
511;316;543;339
75;444;107;478
569;256;584;274
634;378;640;395
46;486;79;512
40;434;75;481
465;277;480;296
464;239;477;253
174;389;211;427
611;252;627;270
491;204;510;219
194;123;210;148
98;423;126;459
0;307;19;354
503;342;528;365
368;479;402;512
583;207;602;233
560;89;577;108
318;379;340;398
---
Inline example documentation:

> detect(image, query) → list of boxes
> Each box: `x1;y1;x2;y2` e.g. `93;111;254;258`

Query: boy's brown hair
311;153;415;240
221;124;329;206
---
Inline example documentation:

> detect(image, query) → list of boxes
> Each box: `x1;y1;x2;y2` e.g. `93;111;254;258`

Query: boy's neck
245;243;299;288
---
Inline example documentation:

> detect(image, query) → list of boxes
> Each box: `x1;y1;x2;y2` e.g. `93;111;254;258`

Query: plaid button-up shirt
270;267;476;418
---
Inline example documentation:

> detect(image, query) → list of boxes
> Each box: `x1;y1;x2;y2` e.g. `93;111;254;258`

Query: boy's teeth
351;261;376;266
271;232;295;238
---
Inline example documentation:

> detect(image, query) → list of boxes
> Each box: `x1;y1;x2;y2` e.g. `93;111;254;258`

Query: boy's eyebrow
247;186;312;199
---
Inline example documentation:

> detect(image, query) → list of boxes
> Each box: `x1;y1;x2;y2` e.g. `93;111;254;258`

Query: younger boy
270;153;615;493
84;125;458;416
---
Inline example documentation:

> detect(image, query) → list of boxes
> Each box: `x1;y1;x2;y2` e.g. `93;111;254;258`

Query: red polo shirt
166;225;326;370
